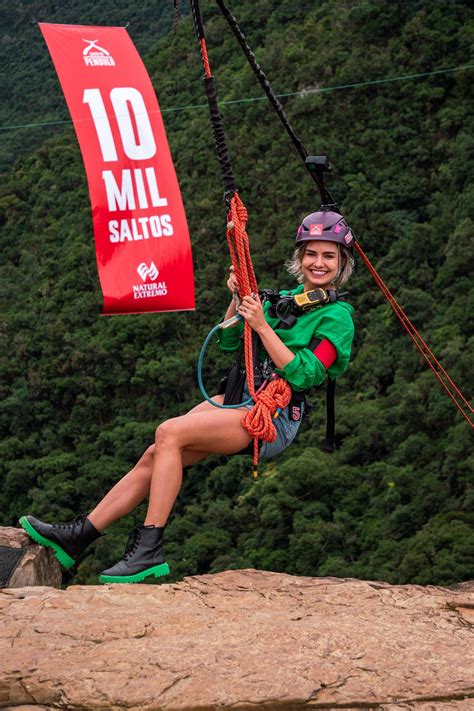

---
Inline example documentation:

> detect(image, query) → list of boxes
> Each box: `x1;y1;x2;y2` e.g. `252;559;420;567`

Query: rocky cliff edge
1;569;473;709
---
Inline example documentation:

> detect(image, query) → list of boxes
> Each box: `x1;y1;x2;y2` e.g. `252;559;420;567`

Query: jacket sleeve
314;305;355;374
275;305;355;390
215;320;244;352
275;349;327;391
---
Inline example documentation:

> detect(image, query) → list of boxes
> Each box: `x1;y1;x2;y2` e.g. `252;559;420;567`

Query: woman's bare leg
88;396;227;531
144;405;252;527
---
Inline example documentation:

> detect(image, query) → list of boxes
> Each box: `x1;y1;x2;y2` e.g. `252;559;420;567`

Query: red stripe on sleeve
313;338;337;369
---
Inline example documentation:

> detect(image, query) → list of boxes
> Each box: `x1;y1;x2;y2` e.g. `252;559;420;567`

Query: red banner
40;23;195;315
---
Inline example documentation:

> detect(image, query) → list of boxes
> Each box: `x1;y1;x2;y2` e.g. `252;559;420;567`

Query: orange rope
242;378;292;477
226;194;257;395
226;193;292;474
199;39;212;79
355;242;473;427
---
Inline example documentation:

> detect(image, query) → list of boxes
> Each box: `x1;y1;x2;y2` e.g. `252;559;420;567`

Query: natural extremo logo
137;261;159;282
133;262;167;299
82;39;116;67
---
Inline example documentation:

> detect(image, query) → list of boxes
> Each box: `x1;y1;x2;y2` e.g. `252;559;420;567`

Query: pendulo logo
82;39;116;67
309;223;323;236
133;262;167;299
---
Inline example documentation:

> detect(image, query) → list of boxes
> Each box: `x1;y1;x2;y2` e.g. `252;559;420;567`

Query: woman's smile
301;240;340;290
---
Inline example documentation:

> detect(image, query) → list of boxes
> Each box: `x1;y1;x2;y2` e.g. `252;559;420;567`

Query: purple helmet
296;210;355;252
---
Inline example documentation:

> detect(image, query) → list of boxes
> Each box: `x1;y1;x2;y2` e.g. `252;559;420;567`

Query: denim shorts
241;381;304;459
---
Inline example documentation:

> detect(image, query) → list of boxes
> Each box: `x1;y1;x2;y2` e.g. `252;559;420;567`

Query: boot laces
53;514;88;542
122;525;143;561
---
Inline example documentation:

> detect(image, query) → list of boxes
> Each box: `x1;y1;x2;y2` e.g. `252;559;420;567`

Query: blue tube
197;318;254;409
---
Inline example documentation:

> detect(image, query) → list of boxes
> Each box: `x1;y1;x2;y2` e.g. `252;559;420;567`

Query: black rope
189;0;205;40
204;77;238;203
173;0;180;36
215;0;307;164
214;0;338;209
189;0;238;204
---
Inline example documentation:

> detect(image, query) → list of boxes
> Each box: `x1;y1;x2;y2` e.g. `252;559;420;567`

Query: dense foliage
1;0;472;586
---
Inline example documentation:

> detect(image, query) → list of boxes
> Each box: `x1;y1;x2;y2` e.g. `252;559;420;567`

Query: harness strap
308;336;337;452
324;378;337;453
222;329;261;406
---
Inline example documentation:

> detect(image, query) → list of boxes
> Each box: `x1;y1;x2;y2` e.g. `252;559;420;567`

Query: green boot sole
99;562;170;584
19;516;75;569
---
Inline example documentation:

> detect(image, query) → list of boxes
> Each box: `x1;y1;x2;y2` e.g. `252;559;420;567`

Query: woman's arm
223;270;239;321
237;294;294;370
237;295;339;387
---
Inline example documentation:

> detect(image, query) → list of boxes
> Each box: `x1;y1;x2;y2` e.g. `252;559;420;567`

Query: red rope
242;378;292;478
226;194;257;395
226;193;292;474
355;242;473;427
199;39;212;79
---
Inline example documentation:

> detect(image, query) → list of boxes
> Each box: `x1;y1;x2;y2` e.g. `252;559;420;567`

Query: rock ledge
1;569;473;709
0;526;61;588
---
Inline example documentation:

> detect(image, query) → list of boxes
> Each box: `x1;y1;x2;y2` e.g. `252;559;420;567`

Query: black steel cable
214;0;337;208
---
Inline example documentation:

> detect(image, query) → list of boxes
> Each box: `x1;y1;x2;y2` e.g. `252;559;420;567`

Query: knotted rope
242;378;292;477
226;194;257;397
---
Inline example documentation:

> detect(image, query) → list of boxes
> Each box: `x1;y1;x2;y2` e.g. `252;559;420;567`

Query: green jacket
217;285;355;392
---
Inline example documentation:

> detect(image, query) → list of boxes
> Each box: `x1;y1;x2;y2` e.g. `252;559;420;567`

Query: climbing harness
211;0;473;429
215;290;347;454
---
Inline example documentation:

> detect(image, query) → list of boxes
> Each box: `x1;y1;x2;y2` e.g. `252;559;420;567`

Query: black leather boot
99;524;169;584
19;514;102;569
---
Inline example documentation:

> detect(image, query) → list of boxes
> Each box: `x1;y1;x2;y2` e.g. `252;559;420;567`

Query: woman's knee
155;418;182;448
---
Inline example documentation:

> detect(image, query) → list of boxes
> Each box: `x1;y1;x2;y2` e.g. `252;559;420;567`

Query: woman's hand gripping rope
227;263;240;309
237;293;267;332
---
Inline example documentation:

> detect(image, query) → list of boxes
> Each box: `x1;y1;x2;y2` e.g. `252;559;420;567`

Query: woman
19;210;355;583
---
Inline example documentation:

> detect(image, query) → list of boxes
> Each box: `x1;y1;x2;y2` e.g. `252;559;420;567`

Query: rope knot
241;378;292;476
234;201;248;227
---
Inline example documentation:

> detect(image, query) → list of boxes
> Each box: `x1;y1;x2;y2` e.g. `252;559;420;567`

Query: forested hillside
1;0;472;586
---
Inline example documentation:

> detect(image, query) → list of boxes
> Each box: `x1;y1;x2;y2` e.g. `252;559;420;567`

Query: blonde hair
286;242;354;287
